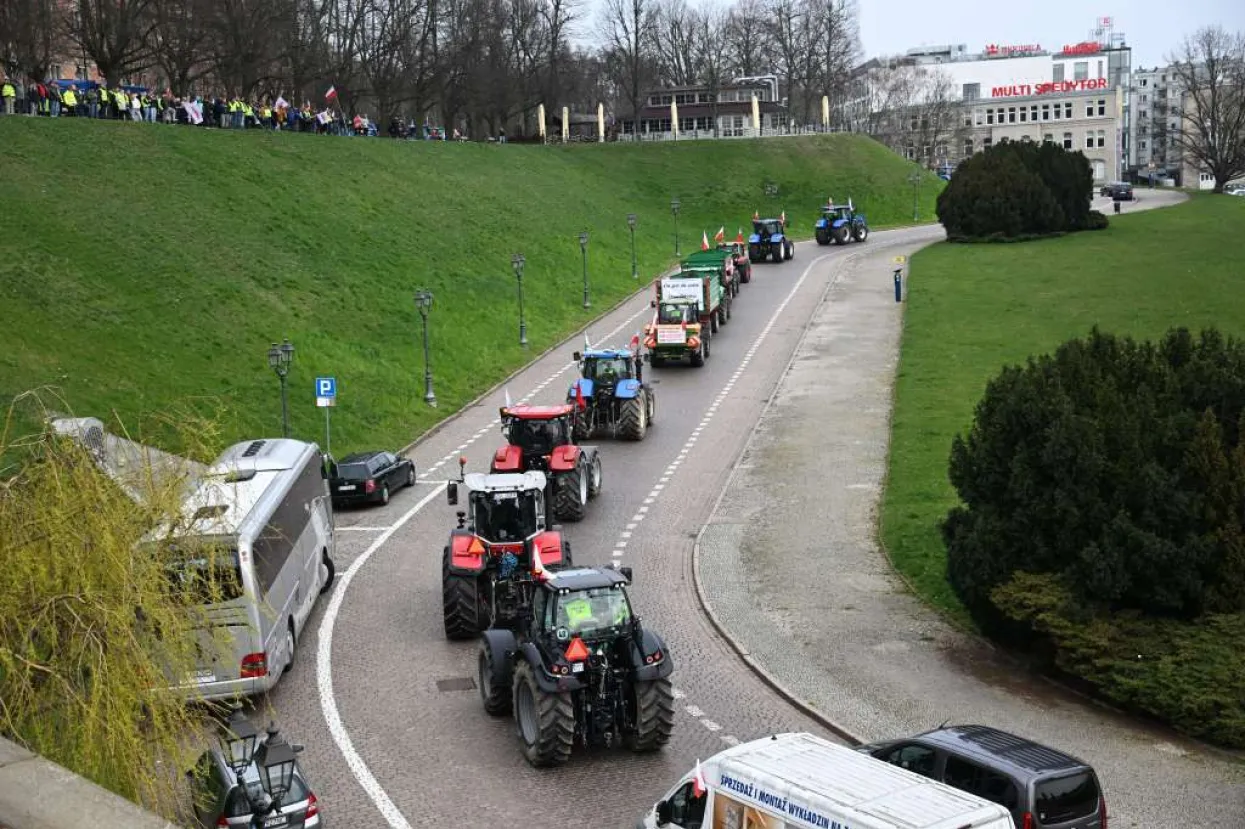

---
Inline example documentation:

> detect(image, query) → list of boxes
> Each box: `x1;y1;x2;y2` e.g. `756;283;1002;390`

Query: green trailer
643;273;725;367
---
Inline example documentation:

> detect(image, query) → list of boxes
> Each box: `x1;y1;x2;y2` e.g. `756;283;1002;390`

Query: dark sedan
329;451;416;506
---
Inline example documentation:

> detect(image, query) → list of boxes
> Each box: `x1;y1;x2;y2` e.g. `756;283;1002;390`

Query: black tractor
566;341;656;442
476;564;675;767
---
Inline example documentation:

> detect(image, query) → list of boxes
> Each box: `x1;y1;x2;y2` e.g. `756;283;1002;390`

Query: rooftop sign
991;77;1110;97
1061;41;1104;55
985;43;1043;57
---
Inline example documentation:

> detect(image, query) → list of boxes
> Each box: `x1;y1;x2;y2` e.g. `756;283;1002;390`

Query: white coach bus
154;438;336;700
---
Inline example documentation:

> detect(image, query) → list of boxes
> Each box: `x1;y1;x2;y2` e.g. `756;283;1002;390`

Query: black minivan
857;724;1106;829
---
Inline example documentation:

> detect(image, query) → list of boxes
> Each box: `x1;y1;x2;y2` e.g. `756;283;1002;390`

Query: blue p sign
315;377;336;398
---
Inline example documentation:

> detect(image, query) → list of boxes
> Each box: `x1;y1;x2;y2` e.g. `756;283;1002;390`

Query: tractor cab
574;349;641;392
499;405;576;469
753;218;784;238
535;566;639;663
657;302;694;325
822;205;853;223
447;471;547;543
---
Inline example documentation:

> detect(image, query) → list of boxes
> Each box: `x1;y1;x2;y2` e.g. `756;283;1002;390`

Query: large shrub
937;139;1098;240
943;326;1245;627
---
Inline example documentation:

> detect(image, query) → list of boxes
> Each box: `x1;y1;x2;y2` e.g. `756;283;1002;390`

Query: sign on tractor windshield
662;278;705;305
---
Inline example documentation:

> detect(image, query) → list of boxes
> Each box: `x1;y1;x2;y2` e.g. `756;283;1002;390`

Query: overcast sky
859;0;1243;69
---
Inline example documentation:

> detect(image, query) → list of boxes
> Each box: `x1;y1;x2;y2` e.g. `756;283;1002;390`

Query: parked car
857;723;1107;829
188;741;322;828
329;450;416;506
1100;181;1133;200
1224;183;1245;196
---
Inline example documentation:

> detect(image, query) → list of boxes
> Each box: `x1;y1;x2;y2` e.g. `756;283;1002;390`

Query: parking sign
316;377;336;407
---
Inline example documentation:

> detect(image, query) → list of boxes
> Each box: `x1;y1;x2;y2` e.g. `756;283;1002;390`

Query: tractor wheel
588;454;602;498
442;548;482;641
717;305;726;328
571;407;592;442
834;227;849;245
626;677;675;752
651;352;665;368
478;640;512;716
618;395;647;441
785;240;795;260
855;225;869;243
554;461;588;522
723;298;732;322
513;661;574;767
710;309;719;333
741;265;751;283
748;243;760;261
816;230;829;246
704;330;712;358
646;389;656;424
771;244;783;263
690;341;705;367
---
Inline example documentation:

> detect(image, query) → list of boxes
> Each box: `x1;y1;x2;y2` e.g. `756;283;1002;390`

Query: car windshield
658;303;689;324
335;462;372;481
585;358;629;382
1035;771;1100;825
553;586;632;638
162;540;244;604
471;489;539;541
509;418;567;454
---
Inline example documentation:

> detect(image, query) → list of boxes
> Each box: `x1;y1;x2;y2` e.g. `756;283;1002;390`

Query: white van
639;732;1015;829
152;438;336;700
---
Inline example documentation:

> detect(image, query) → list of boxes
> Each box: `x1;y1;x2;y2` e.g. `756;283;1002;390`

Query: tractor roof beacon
567;342;657;442
491;403;602;523
441;460;574;640
476;562;676;767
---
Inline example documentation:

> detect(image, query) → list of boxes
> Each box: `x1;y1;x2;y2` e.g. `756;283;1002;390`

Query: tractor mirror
573;351;581;361
620;566;633;583
447;482;458;505
656;800;672;825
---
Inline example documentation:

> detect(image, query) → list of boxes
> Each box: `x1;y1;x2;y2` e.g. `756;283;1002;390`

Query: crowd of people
0;77;470;141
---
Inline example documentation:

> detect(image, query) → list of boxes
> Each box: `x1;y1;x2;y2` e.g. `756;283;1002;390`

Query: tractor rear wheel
571;406;592;441
816;230;829;245
710;309;719;333
619;395;647;441
513;661;574;767
741;265;751;283
785;240;795;260
626;677;675;752
588;454;602;498
724;298;732;322
835;227;849;245
554;461;587;522
478;640;512;716
771;243;782;263
855;225;869;243
690;341;705;367
442;548;482;641
646;389;656;423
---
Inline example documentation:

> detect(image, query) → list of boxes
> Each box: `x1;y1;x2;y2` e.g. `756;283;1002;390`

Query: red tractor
492;404;602;522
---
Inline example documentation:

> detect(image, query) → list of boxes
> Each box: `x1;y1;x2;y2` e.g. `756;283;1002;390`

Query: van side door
941;754;1022;820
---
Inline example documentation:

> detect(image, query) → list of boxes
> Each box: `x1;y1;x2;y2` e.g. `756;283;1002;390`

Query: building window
983;137;993;148
1052;104;1060;120
1054;64;1065;82
975;109;984;126
963;138;973;156
1097;60;1104;78
1140;109;1147;119
1074;61;1089;81
1097;130;1106;148
1086;132;1095;149
1031;105;1038;121
1063;132;1073;149
1020;108;1027;122
1043;133;1054;143
1140;78;1148;86
1065;102;1073;119
963;82;980;101
987;109;994;125
1098;99;1106;116
1041;104;1050;120
1140;140;1148;149
964;112;973;127
1086;101;1094;117
1008;106;1016;123
1141;94;1148;103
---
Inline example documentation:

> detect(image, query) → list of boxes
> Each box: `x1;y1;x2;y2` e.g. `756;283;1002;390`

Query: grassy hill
0;119;941;459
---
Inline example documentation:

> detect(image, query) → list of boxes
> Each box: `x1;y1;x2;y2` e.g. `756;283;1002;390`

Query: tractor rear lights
564;636;590;662
645;649;663;665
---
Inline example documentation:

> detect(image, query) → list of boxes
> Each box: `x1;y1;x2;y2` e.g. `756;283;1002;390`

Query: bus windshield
162;539;245;605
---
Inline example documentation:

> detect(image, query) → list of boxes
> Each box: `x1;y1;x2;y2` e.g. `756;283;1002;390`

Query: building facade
1129;66;1185;183
619;77;787;138
844;18;1135;182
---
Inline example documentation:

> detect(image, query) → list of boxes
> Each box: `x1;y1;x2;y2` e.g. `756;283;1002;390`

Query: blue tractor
566;339;656;441
748;213;794;263
815;199;869;246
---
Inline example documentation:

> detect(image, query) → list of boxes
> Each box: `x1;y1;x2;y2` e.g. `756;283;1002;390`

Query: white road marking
336;526;392;532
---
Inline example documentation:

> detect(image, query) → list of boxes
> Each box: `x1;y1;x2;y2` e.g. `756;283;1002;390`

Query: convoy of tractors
439;198;865;767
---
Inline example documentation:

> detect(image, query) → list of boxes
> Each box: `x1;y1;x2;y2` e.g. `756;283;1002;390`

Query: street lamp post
579;232;590;309
626;213;637;279
908;171;922;222
414;289;436;406
216;711;305;829
266;338;295;437
512;253;528;346
670;198;681;257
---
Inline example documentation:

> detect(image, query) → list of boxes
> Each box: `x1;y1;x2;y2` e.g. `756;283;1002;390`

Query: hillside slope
0;120;942;457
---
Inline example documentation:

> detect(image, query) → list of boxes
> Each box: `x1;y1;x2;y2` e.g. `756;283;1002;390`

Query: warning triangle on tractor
564;637;590;662
467;536;486;554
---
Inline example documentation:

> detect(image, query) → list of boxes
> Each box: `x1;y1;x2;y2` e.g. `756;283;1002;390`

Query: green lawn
882;194;1245;626
0;119;941;461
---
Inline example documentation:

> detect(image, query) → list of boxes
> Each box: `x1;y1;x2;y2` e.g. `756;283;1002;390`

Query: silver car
189;742;323;828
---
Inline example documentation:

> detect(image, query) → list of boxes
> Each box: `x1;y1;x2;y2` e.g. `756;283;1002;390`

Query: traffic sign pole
315;377;337;457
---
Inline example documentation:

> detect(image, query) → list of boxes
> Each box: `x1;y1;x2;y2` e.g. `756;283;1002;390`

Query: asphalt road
261;231;884;828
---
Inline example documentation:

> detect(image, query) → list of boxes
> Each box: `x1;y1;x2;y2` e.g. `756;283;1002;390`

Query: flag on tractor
780;210;787;225
701;230;710;250
752;210;760;220
714;227;725;243
735;228;745;244
575;380;586;410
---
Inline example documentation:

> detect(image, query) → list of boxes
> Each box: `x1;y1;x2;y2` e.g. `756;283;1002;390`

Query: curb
689;240;878;748
396;266;674;459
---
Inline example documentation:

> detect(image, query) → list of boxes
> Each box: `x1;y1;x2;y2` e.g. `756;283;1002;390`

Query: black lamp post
220;708;259;777
626;213;637;279
579;231;590;309
414;289;436;407
512;253;527;346
908;171;922;221
266;338;295;437
670;198;681;256
216;712;304;829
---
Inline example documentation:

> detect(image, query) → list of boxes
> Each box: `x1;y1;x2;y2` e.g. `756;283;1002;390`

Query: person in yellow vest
242;100;254;127
62;84;79;116
115;88;128;118
1;79;15;115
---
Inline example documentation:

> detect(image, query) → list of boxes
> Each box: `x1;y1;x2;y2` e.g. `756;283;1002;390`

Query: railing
542;125;847;144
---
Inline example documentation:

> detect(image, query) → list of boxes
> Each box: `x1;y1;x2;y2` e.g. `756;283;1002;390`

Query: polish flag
629;333;640;350
735;228;745;244
692;759;707;797
325;85;338;101
780;210;787;225
575;380;586;410
752;210;760;220
701;230;710;250
714;227;725;243
531;538;547;578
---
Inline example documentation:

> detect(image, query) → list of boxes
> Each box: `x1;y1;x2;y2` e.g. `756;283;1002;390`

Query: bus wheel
319;552;336;594
283;621;296;675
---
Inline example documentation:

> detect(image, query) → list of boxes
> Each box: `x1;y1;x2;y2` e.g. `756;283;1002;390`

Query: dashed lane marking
611;252;833;748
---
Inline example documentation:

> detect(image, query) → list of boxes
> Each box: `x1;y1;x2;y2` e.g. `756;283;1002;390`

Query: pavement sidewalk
695;221;1244;828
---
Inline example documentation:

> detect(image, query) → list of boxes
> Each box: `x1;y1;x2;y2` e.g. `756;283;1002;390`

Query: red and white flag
735;228;745;244
701;230;710;250
713;227;725;243
325;85;338;101
752;210;759;220
692;759;707;797
575;380;586;411
531;538;547;578
629;333;640;350
780;210;787;225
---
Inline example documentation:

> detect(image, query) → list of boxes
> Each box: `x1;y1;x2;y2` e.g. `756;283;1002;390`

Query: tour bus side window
253;456;324;595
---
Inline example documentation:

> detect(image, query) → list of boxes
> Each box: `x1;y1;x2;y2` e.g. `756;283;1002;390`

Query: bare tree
654;0;700;86
1;0;60;81
808;0;857;123
538;0;578;111
150;0;212;94
1168;25;1245;191
68;0;157;83
722;0;772;79
601;0;658;122
692;4;731;135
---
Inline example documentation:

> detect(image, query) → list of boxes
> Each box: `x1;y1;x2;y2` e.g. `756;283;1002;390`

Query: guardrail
0;737;177;828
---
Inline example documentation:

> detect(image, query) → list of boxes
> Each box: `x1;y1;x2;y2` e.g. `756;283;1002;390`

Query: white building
844;18;1134;182
1130;66;1185;183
